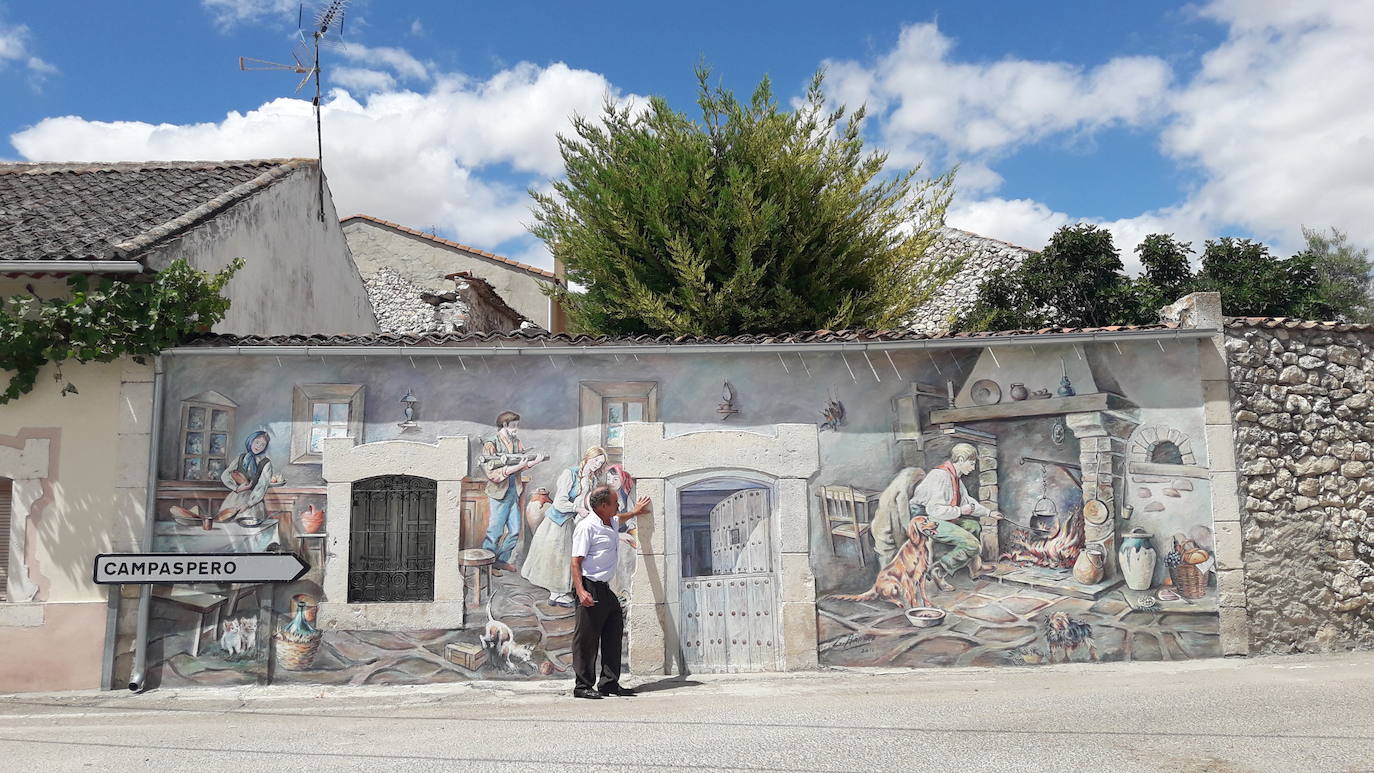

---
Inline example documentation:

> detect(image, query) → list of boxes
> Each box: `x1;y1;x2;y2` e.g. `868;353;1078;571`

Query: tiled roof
179;322;1184;349
1226;317;1374;333
0;159;310;263
341;214;559;280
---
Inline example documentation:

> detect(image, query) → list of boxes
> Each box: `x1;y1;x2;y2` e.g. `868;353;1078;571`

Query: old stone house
343;214;566;333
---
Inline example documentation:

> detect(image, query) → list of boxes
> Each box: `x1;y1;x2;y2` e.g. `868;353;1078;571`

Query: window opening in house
348;475;437;603
1149;440;1184;465
0;478;11;602
603;397;647;457
178;391;237;481
291;384;365;463
309;401;351;454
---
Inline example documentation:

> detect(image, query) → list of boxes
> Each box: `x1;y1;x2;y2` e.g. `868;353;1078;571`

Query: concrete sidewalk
2;652;1373;772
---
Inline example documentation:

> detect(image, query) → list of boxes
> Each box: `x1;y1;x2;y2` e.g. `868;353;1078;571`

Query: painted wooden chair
817;485;878;567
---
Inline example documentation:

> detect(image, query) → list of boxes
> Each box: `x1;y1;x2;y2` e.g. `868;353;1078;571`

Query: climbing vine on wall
0;258;243;404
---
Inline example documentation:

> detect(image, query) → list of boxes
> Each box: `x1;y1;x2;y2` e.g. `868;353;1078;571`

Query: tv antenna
239;0;349;221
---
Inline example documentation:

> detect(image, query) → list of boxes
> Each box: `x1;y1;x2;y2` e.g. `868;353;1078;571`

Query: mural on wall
137;337;1219;687
815;344;1221;669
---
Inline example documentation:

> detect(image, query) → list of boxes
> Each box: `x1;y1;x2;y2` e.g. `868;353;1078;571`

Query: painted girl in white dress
520;446;607;606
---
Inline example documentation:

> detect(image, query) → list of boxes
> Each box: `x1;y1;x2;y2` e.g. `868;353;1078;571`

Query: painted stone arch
1129;425;1197;466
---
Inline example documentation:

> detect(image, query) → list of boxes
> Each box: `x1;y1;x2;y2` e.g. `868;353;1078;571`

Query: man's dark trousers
572;577;623;691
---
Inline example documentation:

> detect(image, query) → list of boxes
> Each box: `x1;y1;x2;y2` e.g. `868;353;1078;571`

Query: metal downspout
128;354;166;693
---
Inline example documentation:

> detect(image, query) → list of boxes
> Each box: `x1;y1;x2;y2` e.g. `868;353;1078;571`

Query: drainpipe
128;354;167;693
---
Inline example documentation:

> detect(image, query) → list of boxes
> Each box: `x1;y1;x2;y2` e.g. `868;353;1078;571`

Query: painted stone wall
1225;321;1374;652
124;334;1220;688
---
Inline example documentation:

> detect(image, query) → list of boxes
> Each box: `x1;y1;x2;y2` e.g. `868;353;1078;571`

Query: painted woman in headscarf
605;463;638;605
216;430;274;524
521;446;607;607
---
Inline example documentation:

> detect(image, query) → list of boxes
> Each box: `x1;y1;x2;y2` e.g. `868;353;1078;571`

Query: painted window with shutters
578;382;657;463
178;391;237;481
0;478;11;602
291;384;365;463
603;397;648;457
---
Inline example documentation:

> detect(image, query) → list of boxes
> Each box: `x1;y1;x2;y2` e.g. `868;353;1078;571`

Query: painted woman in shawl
605;463;639;606
520;446;607;607
215;430;275;524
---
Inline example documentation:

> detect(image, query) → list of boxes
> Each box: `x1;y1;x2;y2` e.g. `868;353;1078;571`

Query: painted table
153;520;281;554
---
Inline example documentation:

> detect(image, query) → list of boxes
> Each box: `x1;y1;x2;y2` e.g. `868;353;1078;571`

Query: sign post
93;553;309;585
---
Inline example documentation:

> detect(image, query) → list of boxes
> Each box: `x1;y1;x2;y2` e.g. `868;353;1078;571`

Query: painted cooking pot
1118;527;1158;591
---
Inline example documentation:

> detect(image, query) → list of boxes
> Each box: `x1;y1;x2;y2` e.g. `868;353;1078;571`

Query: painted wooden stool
458;548;496;606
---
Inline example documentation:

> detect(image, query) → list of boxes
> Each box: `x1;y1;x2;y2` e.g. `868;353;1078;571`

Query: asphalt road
2;652;1373;772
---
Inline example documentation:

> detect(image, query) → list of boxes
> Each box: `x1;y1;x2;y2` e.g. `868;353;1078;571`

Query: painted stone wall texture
1226;322;1374;652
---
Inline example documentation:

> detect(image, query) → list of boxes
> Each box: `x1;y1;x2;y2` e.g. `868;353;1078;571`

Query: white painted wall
142;166;378;336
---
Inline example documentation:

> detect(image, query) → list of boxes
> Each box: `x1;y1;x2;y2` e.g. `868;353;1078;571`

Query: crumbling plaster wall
1225;321;1374;653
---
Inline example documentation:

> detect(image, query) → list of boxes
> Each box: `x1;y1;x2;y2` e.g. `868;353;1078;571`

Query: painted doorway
678;477;779;672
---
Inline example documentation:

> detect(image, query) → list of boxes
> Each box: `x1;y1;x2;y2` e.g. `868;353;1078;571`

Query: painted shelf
930;392;1136;424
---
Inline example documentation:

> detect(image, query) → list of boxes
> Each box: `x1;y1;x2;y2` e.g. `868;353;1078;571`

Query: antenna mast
238;0;349;221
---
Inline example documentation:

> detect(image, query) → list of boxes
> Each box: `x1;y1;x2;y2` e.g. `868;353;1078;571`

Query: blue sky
2;1;1371;271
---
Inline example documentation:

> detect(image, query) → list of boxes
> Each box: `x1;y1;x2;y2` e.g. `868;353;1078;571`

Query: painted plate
970;379;1002;405
1083;498;1110;525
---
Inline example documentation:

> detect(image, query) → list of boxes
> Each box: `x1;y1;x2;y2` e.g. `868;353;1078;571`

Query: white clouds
0;20;56;88
10;61;638;261
200;0;297;30
1159;0;1374;252
825;24;1172;159
336;42;429;83
834;5;1374;262
409;19;424;37
332;66;395;93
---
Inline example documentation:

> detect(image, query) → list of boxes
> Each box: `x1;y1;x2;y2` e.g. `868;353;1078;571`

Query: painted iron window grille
347;475;437;603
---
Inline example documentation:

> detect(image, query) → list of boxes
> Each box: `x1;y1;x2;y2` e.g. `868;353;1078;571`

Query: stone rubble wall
907;227;1034;334
1225;323;1374;652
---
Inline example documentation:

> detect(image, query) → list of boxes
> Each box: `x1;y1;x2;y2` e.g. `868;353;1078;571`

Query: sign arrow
92;553;309;585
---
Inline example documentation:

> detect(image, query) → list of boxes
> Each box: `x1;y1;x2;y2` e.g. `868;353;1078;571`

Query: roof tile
0;159;310;263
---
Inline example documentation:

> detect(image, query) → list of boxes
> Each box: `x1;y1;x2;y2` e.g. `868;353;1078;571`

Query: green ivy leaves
0;258;242;404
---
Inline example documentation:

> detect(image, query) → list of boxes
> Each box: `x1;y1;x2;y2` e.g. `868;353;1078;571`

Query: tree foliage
530;67;958;336
954;224;1374;331
0;258;242;404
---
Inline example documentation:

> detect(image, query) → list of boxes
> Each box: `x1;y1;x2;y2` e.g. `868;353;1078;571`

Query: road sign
92;553;309;585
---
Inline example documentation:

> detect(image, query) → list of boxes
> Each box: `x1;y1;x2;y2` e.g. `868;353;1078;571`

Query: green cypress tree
529;67;958;336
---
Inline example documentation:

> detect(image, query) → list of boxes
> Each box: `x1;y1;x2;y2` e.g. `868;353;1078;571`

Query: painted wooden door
681;489;777;672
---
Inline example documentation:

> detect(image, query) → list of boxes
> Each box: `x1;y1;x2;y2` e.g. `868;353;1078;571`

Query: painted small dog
1044;612;1099;663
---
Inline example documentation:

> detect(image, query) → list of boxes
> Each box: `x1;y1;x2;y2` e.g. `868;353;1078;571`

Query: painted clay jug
1009;383;1030;401
300;504;325;534
1119;527;1157;591
1072;545;1105;585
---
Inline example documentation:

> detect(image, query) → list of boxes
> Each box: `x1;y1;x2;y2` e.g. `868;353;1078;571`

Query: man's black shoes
572;687;604;699
598;685;636;697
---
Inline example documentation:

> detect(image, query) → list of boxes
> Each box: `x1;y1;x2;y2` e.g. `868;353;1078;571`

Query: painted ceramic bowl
904;607;946;628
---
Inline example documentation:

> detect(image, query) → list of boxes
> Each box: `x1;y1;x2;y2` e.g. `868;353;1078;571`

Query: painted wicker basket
274;634;322;670
1168;563;1208;599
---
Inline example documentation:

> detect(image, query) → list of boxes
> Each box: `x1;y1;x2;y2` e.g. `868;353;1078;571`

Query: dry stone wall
1225;321;1374;652
907;227;1033;334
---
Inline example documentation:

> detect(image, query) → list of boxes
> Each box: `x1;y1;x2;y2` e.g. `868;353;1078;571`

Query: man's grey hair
588;484;617;511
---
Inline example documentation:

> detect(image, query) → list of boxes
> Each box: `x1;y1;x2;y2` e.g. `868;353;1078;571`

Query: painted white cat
219;616;258;657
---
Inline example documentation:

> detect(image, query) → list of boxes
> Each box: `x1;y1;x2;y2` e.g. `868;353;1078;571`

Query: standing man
481;411;546;572
910;443;1002;591
570;484;651;699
